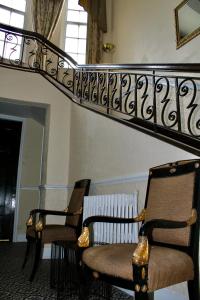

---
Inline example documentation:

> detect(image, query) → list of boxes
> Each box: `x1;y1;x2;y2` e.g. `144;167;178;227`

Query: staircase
1;23;200;156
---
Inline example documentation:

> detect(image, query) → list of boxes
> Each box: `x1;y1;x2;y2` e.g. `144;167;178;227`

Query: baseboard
16;234;26;242
42;244;51;259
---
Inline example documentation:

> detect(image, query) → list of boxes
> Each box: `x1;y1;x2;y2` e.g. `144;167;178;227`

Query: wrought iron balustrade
0;23;200;155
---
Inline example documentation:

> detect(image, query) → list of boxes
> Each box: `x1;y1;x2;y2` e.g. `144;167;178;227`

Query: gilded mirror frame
175;0;200;49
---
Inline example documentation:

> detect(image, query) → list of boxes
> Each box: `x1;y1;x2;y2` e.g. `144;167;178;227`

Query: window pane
67;10;79;22
0;40;4;57
68;0;83;11
0;7;11;25
5;33;22;46
10;12;24;28
79;11;87;23
79;25;87;38
0;31;5;41
0;0;12;7
77;54;85;64
78;39;86;54
68;53;78;62
0;0;26;12
66;24;78;38
65;0;88;64
65;38;78;53
4;42;20;60
10;0;26;12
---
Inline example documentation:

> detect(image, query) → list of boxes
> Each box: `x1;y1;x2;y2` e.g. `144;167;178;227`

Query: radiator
83;193;138;245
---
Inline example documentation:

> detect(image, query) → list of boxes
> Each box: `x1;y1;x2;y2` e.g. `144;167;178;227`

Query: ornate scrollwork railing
1;23;200;155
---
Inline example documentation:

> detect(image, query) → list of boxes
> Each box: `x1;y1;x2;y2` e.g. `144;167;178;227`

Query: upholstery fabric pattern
82;243;194;291
27;225;77;243
146;172;195;246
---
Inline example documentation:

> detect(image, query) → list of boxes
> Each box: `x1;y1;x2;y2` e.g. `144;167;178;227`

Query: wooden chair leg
29;239;42;282
188;280;199;300
135;291;154;300
22;237;32;269
79;265;91;300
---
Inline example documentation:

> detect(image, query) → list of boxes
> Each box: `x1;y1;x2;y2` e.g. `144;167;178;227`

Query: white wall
111;0;200;63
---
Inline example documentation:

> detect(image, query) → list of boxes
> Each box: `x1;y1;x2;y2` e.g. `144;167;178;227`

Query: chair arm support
26;208;83;238
139;208;197;238
82;208;146;227
132;209;197;267
29;208;82;217
26;210;71;230
78;209;146;247
131;209;197;293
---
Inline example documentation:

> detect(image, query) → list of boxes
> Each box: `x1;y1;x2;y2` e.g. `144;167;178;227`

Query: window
0;0;26;60
65;0;87;64
0;0;26;28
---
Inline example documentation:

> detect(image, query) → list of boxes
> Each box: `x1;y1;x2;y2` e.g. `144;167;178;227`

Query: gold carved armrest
26;211;46;239
78;209;146;248
132;209;197;293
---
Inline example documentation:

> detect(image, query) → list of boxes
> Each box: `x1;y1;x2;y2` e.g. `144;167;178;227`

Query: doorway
0;119;22;241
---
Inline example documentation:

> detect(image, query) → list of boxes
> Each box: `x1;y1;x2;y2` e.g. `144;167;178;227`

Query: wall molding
42;184;73;190
19;172;148;192
20;186;40;190
93;172;148;186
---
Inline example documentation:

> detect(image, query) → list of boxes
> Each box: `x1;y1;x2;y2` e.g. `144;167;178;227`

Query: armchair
78;160;200;300
22;179;91;281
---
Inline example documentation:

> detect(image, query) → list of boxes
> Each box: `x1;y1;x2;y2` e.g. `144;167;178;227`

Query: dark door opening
0;119;22;241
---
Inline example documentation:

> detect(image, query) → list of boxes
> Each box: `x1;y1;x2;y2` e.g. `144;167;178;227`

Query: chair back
65;179;91;234
145;159;200;247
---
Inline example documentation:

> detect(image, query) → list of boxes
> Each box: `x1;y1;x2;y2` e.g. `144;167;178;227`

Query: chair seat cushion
27;225;77;243
82;243;194;292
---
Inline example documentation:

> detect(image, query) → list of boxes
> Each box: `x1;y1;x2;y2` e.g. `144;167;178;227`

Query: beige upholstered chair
22;179;91;281
78;160;200;300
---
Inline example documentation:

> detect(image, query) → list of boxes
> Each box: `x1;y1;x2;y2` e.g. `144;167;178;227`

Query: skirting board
43;244;51;259
16;234;26;242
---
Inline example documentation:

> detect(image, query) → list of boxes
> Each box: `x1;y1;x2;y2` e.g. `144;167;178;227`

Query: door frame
0;114;25;242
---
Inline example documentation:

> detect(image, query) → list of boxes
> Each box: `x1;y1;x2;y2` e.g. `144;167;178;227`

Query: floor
0;242;132;300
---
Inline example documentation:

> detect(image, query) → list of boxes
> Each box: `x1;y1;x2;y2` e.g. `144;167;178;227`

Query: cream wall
0;68;71;185
111;0;200;63
68;103;196;300
69;104;197;207
0;67;72;237
25;0;200;64
17;118;44;237
2;3;199;298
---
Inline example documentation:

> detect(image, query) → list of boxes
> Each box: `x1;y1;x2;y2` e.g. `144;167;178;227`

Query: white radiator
83;193;138;244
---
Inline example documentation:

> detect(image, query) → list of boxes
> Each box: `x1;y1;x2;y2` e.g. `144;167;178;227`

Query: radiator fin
83;193;138;245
